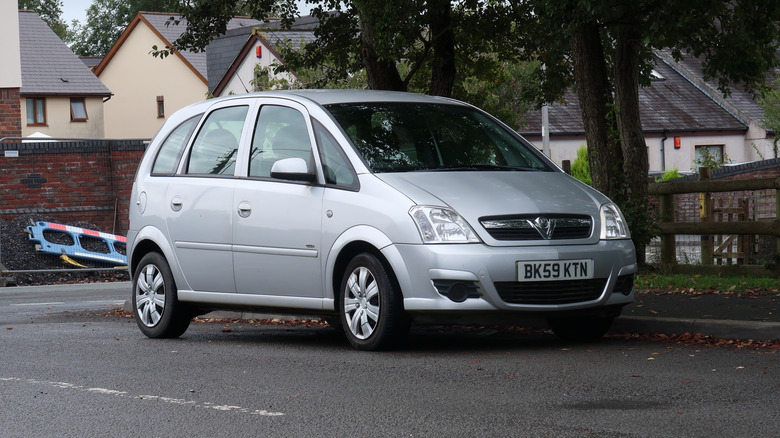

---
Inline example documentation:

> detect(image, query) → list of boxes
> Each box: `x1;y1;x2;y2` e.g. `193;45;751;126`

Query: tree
758;78;780;158
69;0;182;56
160;0;520;100
513;0;780;262
18;0;69;41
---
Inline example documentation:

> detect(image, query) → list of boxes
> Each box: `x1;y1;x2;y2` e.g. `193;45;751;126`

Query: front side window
70;98;88;122
187;106;248;175
26;97;46;125
325;102;551;173
152;115;201;175
249;105;313;178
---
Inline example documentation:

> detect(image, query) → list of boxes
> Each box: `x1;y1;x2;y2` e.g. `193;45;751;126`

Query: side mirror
270;157;316;183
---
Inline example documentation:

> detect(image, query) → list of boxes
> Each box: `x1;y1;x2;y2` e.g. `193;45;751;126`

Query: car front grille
494;279;607;305
479;215;592;241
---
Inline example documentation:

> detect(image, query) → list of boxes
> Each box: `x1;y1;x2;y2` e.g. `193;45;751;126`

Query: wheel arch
325;226;412;311
128;226;186;290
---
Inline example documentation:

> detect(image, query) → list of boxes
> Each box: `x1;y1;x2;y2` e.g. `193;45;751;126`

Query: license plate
517;259;593;281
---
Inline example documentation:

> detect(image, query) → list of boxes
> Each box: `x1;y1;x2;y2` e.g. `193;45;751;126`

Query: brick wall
0;88;22;139
0;140;146;236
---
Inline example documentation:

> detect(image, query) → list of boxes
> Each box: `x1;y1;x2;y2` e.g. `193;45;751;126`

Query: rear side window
187;106;249;175
151;115;200;175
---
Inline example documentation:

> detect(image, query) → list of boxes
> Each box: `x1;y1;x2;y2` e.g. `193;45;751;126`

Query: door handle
170;196;183;212
237;201;252;218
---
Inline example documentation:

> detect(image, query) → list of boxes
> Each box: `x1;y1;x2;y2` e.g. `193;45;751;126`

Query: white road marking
0;377;284;417
10;302;65;306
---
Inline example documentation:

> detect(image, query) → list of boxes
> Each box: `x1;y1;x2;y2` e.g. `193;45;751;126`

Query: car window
313;119;358;189
249;105;313;178
325;102;551;173
151;115;201;175
186;106;248;175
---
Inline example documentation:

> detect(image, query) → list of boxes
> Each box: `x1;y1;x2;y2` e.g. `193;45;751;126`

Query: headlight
599;203;631;240
409;206;480;243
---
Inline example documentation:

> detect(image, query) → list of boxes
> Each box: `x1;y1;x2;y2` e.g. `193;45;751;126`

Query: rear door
165;100;253;293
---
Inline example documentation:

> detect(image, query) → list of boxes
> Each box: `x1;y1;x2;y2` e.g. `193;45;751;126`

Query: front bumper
386;240;636;315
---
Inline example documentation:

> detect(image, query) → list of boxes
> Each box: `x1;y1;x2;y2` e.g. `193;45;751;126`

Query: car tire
547;316;613;341
339;253;409;351
132;252;191;338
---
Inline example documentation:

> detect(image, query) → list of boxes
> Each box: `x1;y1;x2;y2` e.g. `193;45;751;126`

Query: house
520;52;776;174
4;11;112;139
0;2;22;140
207;19;317;97
94;12;262;138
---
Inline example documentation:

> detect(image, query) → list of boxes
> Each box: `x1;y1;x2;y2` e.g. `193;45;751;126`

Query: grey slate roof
140;12;262;79
520;54;746;137
656;49;768;126
18;11;111;96
205;17;317;93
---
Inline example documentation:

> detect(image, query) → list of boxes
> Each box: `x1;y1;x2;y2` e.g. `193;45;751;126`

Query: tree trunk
569;21;625;201
614;18;650;262
427;0;456;97
357;7;405;91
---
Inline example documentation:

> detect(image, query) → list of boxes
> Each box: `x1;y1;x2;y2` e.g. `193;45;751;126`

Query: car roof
201;89;467;108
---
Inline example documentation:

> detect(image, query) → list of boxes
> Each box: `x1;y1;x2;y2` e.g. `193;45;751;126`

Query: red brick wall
0;140;146;236
0;88;22;139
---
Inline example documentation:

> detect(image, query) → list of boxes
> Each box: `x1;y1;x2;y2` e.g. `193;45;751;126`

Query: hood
376;171;609;234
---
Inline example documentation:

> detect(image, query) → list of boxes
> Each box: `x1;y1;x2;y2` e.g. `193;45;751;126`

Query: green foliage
19;0;69;41
758;77;780;157
637;273;780;294
570;145;591;185
70;0;183;56
658;168;680;182
692;148;729;172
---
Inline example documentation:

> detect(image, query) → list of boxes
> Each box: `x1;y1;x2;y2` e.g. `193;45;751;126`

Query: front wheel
132;252;191;338
339;253;409;350
547;316;613;341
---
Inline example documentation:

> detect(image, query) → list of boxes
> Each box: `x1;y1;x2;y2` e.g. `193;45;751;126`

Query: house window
70;98;88;122
157;96;165;118
694;145;725;170
26;97;46;126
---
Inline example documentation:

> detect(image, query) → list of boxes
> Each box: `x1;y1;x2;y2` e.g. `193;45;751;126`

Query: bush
571;145;591;185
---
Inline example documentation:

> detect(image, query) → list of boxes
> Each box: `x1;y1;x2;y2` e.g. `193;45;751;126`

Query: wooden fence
649;168;780;265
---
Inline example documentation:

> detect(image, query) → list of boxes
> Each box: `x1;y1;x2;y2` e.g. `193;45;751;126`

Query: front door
232;103;324;298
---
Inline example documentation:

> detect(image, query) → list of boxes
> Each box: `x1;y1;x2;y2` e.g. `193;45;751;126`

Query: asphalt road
1;283;779;437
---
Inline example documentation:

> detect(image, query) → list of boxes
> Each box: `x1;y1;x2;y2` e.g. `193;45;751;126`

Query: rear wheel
547;316;613;341
339;253;409;350
132;252;191;338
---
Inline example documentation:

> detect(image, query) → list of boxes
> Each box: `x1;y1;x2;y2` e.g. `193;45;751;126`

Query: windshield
325;102;551;173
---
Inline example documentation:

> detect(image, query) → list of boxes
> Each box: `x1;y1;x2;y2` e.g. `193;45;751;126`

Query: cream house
207;23;315;96
16;11;111;139
94;12;261;138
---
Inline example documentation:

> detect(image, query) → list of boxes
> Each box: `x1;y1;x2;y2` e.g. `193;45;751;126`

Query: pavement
614;292;780;341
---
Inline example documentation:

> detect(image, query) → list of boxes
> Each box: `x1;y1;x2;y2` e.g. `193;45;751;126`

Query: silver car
128;90;636;350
